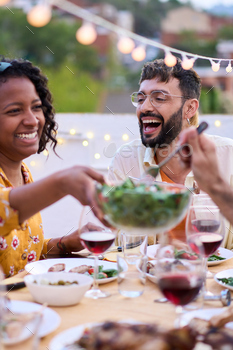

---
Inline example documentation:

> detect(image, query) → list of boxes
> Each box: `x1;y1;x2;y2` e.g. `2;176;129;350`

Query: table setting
1;176;233;350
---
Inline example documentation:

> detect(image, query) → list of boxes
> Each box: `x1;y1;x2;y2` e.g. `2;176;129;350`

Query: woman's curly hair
0;57;57;153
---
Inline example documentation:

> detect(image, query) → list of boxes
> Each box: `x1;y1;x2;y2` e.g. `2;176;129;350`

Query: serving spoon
146;121;208;178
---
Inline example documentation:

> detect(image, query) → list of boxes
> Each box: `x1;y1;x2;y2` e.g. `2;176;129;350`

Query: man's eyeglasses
0;62;12;72
130;90;189;108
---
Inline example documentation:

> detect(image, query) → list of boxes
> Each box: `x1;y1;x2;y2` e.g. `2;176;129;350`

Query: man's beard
139;105;183;149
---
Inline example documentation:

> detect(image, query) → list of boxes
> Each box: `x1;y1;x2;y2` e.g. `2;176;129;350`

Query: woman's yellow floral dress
0;163;50;277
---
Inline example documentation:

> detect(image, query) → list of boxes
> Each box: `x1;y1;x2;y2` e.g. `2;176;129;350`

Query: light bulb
104;134;111;141
211;61;220;72
131;46;146;62
122;134;129;141
215;120;221;127
87;132;94;139
69;129;76;135
30;161;36;167
76;23;97;45
181;56;195;70
94;153;100;159
226;62;232;73
164;52;177;67
82;140;89;147
117;37;135;54
57;138;64;145
43;150;49;156
27;5;52;28
0;0;10;5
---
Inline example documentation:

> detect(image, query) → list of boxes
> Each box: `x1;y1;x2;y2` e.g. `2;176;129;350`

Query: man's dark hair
0;57;57;153
139;58;201;101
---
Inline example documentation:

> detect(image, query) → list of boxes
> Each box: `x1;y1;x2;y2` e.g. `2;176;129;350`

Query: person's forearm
46;234;83;255
9;171;67;223
205;178;233;225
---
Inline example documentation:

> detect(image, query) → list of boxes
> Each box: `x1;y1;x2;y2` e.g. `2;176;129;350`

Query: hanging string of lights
1;0;232;71
50;0;232;71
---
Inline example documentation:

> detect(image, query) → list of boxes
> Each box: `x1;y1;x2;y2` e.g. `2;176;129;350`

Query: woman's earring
187;118;191;125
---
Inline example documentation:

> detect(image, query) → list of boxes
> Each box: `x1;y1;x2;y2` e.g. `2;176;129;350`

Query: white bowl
24;272;92;306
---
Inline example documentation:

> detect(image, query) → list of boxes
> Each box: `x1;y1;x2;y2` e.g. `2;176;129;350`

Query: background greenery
1;1;233;113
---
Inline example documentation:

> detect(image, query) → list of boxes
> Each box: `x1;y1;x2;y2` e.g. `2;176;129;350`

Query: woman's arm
9;166;105;224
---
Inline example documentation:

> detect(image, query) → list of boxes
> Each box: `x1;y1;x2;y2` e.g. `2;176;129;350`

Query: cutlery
146;121;208;178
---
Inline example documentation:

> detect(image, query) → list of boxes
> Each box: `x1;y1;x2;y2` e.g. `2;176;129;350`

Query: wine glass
156;233;205;327
186;205;225;287
79;206;116;299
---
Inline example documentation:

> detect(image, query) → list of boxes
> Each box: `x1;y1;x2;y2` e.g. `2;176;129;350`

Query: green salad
217;277;233;286
208;254;226;262
96;178;191;230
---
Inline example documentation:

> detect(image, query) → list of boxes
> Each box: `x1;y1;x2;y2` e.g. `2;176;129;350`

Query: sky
181;0;233;9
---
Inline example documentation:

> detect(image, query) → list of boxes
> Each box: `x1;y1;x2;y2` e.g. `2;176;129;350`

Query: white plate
50;320;140;350
207;247;233;266
214;269;233;291
136;259;157;284
180;308;233;328
25;258;119;284
147;244;160;260
7;300;60;338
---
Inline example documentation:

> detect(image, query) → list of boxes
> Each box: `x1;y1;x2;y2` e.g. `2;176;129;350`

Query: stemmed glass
156;233;205;327
186;205;225;286
79;206;116;299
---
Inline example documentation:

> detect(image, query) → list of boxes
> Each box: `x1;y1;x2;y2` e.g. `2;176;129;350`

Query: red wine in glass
192;219;220;233
188;233;223;258
80;231;115;255
158;274;203;306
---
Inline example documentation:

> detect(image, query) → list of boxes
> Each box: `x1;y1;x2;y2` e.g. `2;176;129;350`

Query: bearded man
108;58;233;246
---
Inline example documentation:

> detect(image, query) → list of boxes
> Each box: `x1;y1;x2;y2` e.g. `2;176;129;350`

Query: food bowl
96;178;191;235
24;272;92;306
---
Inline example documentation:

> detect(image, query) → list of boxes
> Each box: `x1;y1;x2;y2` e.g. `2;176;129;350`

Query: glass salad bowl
96;178;191;236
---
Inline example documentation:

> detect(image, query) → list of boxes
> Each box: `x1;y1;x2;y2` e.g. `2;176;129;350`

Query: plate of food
6;300;60;338
147;244;160;260
180;307;233;329
49;320;194;350
214;269;233;291
25;258;120;284
207;247;233;266
137;259;157;284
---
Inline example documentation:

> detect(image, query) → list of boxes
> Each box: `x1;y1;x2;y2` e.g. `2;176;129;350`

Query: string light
30;161;36;167
104;134;111;141
131;45;146;62
82;140;89;146
43;150;49;156
69;129;76;135
122;134;129;141
57;138;64;145
94;153;100;159
181;56;195;70
29;0;233;71
117;37;135;54
226;61;232;73
87;132;94;139
27;4;52;27
211;60;220;72
76;22;97;45
215;120;221;127
164;51;177;67
0;0;10;5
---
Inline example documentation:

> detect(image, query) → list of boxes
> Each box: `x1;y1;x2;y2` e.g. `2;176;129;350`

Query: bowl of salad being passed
96;178;191;236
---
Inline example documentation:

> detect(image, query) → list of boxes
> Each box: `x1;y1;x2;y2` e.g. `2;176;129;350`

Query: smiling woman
0;58;106;278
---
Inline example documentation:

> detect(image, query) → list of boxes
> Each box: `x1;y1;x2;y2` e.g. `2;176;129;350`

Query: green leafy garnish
208;254;226;262
217;277;233;286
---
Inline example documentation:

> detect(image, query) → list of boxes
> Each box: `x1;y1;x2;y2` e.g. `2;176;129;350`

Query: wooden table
6;257;233;349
